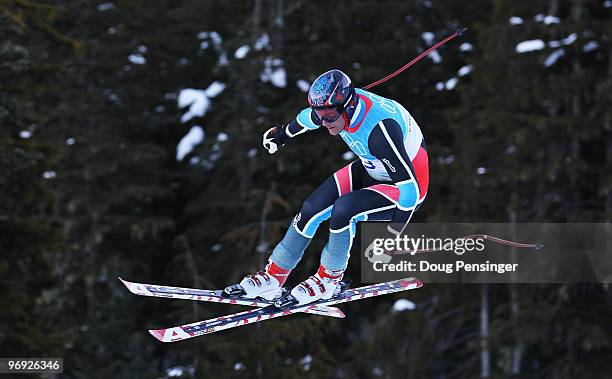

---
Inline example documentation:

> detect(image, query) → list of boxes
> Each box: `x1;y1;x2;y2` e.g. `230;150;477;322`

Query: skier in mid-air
230;69;429;306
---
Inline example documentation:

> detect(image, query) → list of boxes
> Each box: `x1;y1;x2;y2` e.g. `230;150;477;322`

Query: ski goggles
312;106;343;124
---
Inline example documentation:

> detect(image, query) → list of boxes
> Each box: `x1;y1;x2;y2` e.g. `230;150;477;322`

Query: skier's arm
290;108;321;136
263;108;320;154
368;119;421;235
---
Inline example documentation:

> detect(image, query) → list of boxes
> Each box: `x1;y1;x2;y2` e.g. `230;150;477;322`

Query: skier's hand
262;126;287;154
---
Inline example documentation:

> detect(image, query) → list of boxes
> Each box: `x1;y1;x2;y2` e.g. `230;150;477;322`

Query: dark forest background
1;0;611;378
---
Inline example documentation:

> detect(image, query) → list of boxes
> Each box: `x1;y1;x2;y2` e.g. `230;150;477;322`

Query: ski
118;277;345;318
149;277;422;342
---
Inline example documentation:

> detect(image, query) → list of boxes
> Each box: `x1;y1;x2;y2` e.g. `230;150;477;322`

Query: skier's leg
321;186;400;272
239;163;365;299
290;187;405;305
270;161;363;273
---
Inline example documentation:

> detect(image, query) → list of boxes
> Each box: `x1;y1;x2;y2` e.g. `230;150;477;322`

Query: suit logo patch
382;158;396;172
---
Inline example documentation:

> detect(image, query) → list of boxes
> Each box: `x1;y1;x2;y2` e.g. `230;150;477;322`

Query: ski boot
223;261;289;301
274;267;349;309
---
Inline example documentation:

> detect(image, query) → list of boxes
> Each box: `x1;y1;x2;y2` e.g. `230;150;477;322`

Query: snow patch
438;155;455;165
509;16;523;25
428;50;442;64
535;14;561;25
544;48;565;67
198;31;226;66
255;33;270;51
218;52;229;66
477;167;487;175
435;82;445;91
516;39;545;53
178;89;210;122
210;244;222;252
205;81;226;98
457;65;473;77
550;33;578;48
421;31;435;45
445;77;458;90
19;130;32;139
234;363;245;370
343;151;355;160
296;79;310;92
178;82;225;122
605;1;612;8
582;41;599;52
234;45;250;59
300;355;312;371
393;299;416;312
260;57;286;88
97;2;114;11
217;132;229;142
176;126;205;161
208;31;222;47
561;33;578;45
247;148;258;158
256;242;269;253
65;138;76;145
269;69;287;87
459;42;473;52
43;170;57;179
562;33;577;45
166;366;194;377
128;54;146;65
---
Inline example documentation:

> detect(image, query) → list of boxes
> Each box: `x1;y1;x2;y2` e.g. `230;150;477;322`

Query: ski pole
363;26;467;90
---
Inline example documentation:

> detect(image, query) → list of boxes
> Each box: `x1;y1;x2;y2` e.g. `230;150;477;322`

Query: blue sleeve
368;119;420;234
281;108;320;142
295;108;320;131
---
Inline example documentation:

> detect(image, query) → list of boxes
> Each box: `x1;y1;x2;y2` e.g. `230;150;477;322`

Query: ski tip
148;329;168;342
118;277;146;295
400;277;424;289
117;277;133;289
149;327;193;342
117;277;133;291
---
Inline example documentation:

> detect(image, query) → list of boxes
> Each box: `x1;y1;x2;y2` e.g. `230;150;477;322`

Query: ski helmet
308;69;357;125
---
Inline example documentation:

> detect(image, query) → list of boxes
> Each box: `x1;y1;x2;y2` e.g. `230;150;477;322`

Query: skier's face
322;116;345;135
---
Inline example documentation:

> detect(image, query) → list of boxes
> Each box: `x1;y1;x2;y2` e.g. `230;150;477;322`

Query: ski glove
262;126;288;154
